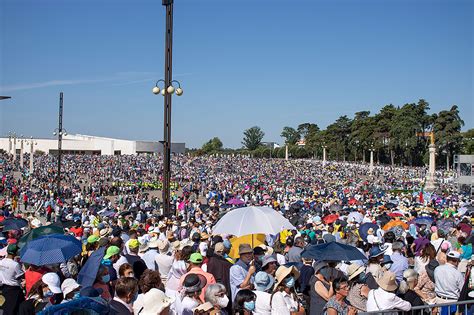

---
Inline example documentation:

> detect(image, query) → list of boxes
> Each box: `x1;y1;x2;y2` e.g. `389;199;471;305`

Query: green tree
281;126;300;145
433;105;464;169
297;123;320;139
325;115;352;160
201;137;223;154
242;126;265;150
462;129;474;154
373;104;398;165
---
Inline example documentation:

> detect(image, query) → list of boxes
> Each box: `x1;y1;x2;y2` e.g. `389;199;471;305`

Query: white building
0;134;186;156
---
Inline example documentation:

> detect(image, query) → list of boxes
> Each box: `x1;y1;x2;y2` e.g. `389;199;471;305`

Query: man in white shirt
154;239;174;285
434;251;465;303
0;244;25;315
367;271;411;312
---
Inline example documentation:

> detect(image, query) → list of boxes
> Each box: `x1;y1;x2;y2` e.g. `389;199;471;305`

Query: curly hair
138;269;163;293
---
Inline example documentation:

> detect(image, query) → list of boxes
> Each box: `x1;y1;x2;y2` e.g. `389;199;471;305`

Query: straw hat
132;288;175;315
347;263;365;281
376;271;398;292
274;265;300;289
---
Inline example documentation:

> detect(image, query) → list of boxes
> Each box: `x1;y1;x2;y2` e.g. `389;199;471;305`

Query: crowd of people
0;152;472;314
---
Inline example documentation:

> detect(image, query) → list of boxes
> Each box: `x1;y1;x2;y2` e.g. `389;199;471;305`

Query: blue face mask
285;276;295;288
102;274;111;283
131;291;138;303
44;290;54;298
73;292;81;300
244;301;256;311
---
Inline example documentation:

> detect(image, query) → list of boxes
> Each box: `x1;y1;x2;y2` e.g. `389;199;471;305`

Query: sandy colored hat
376;271;398;292
347;263;365;281
238;243;253;255
132;288;175;315
258;244;274;255
274;265;300;289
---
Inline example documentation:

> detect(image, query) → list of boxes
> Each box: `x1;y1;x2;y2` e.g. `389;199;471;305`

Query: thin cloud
0;71;191;92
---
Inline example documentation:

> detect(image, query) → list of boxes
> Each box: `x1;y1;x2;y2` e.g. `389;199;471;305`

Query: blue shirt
390;252;408;283
230;259;252;301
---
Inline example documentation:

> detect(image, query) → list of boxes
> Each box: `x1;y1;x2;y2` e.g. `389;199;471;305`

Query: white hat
42;273;62;294
148;237;160;249
61;278;80;298
447;251;461;260
132;289;175;315
30;218;42;228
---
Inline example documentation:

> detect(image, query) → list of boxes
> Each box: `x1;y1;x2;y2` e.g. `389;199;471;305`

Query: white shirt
0;257;24;286
431;238;452;252
154;253;174;284
367;288;411;312
253;290;271;315
271;291;298;315
434;262;464;299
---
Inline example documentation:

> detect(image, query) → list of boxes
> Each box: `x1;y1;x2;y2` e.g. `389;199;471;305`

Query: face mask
218;295;229;308
384;263;392;270
102;274;111;283
44;290;54;298
131;291;138;303
244;301;256;311
285;276;295;288
73;292;81;300
101;259;112;266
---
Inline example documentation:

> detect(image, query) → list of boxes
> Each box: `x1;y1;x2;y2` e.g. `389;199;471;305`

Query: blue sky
0;0;472;148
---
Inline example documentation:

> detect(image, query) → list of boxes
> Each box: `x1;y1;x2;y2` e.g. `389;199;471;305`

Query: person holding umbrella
0;244;25;315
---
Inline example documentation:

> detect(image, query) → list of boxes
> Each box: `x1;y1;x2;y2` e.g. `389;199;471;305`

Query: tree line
195;99;473;167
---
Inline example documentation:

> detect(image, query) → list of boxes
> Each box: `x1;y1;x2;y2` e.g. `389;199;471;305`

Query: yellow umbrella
229;234;266;259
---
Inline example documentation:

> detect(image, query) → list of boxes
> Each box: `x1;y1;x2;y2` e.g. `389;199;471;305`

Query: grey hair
204;283;226;305
398;269;418;294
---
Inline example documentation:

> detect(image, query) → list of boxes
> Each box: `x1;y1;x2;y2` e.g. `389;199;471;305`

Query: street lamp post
19;136;25;169
53;92;67;197
11;132;17;160
7;132;13;155
151;0;183;217
26;137;37;174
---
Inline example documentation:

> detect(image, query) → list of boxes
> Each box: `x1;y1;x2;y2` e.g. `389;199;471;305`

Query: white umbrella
347;211;364;223
212;206;295;236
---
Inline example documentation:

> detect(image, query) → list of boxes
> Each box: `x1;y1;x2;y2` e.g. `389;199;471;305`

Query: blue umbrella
20;234;82;266
78;247;105;288
358;222;379;242
301;242;367;261
1;218;29;231
414;216;434;226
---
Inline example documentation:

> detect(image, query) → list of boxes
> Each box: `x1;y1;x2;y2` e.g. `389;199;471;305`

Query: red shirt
25;267;50;296
69;227;84;237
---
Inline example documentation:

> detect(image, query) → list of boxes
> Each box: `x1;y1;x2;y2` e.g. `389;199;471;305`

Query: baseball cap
447;251;461;260
87;235;99;244
129;239;140;249
104;246;120;259
189;253;203;264
42;273;62;294
6;244;18;255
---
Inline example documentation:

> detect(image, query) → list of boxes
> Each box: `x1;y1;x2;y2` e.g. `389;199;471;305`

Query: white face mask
217;295;229;308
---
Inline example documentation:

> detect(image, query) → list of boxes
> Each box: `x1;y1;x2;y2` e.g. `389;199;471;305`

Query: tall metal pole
20;138;24;169
162;0;174;216
57;92;64;196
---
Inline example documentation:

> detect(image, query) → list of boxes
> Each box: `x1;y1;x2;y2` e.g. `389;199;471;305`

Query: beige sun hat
377;271;398;292
274;265;300;290
347;263;365;281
